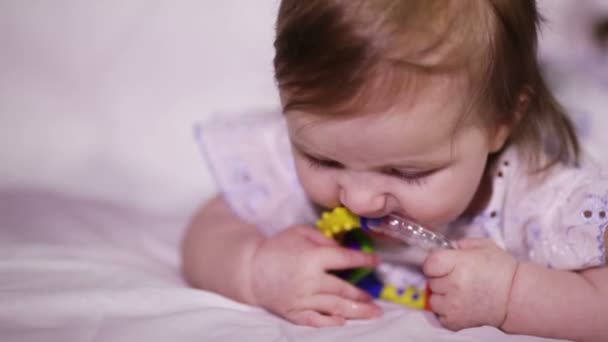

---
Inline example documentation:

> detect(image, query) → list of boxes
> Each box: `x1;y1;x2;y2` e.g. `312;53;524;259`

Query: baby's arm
424;236;607;341
182;194;263;304
502;233;608;342
182;194;383;327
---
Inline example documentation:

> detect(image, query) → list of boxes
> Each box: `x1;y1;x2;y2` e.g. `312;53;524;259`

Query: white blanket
0;190;563;342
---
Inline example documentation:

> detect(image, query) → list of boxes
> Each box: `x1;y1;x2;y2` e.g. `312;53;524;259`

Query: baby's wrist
239;236;265;306
499;259;521;330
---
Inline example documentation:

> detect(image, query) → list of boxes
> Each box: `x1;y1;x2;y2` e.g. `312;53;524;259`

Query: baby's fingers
319;274;374;302
285;309;346;328
317;247;380;271
430;294;466;331
423;250;457;277
291;226;340;247
295;294;383;320
428;292;447;316
427;276;453;295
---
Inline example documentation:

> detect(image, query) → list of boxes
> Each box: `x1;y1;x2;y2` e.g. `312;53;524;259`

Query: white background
0;0;606;215
0;0;281;216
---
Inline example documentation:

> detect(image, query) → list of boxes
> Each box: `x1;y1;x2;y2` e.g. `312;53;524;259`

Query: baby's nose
339;185;387;218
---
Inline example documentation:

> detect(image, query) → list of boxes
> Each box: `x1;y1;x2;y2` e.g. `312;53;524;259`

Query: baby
183;1;608;341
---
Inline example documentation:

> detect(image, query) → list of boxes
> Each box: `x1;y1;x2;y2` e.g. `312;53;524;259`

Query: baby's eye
386;168;435;185
306;155;343;169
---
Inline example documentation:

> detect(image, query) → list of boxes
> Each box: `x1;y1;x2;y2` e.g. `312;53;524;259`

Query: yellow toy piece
380;285;428;310
315;207;361;238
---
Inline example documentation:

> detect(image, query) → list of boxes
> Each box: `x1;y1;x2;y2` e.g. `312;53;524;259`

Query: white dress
196;110;608;272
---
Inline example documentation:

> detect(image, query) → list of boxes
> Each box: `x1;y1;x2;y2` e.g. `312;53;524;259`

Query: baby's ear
489;121;511;153
513;86;533;124
489;87;531;153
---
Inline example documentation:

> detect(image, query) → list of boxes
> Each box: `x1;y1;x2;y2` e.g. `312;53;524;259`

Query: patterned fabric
194;111;317;236
455;148;608;270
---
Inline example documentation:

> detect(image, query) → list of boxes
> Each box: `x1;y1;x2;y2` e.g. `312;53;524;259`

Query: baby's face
285;77;508;230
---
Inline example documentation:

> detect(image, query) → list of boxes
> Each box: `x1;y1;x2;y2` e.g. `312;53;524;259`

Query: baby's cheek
295;166;340;209
404;183;474;229
410;198;463;229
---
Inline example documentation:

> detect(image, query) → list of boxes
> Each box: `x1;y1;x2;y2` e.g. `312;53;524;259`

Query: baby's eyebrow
290;140;337;162
290;140;318;156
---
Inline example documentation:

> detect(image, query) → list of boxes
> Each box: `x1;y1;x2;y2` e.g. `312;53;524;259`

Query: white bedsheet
0;190;563;342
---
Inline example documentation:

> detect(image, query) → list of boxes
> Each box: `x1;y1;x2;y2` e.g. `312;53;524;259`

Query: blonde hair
273;0;579;169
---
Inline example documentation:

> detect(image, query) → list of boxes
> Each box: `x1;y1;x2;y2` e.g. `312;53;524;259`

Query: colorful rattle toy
316;207;457;310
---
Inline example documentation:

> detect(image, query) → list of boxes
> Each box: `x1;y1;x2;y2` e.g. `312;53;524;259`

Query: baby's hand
248;225;383;327
422;238;518;331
